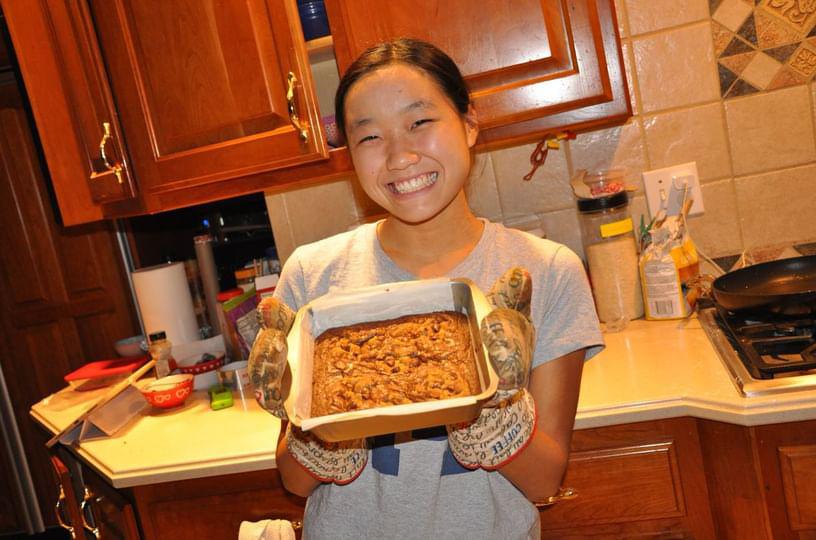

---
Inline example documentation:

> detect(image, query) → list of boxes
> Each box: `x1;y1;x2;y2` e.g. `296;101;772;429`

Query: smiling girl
269;38;604;539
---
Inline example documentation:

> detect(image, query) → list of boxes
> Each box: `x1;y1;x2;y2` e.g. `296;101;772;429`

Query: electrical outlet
642;161;704;218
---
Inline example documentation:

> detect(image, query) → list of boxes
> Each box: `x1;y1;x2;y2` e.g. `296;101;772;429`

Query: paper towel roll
132;262;200;346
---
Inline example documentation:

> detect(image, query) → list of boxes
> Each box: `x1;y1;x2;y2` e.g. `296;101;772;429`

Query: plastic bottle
148;331;173;379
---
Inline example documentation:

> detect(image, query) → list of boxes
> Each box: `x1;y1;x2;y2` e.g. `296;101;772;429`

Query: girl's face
343;64;478;224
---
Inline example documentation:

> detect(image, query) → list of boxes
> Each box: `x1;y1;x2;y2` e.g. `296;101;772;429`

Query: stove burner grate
714;307;816;379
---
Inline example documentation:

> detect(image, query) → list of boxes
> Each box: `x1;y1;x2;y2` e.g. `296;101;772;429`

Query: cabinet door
131;469;304;540
755;421;816;539
325;0;631;149
3;0;139;225
81;465;140;540
89;0;328;203
540;418;716;539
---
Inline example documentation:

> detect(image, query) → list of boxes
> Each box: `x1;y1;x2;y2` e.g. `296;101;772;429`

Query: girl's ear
464;105;479;148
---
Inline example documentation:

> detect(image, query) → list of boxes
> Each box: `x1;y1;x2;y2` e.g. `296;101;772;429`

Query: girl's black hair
334;38;470;143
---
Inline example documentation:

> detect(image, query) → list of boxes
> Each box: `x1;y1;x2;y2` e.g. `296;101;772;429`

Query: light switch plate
642;161;704;218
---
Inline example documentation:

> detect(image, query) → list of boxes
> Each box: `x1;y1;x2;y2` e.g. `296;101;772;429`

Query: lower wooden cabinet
52;417;816;539
541;417;716;539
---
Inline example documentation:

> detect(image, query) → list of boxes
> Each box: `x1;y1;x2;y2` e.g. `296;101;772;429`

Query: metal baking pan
284;278;498;442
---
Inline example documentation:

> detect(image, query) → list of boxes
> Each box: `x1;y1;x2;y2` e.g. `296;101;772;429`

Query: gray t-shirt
275;220;603;540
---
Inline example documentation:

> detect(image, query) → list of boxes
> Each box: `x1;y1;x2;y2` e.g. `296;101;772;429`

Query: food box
284;278;498;442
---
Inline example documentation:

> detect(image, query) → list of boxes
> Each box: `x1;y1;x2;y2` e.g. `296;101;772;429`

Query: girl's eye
357;134;379;145
411;118;434;129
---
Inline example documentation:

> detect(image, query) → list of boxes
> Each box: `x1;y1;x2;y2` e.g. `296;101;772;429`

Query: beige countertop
31;317;816;488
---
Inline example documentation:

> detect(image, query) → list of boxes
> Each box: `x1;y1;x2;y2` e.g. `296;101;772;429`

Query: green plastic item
208;385;233;410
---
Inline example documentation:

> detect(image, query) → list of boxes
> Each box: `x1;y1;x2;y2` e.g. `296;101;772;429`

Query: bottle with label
148;331;173;379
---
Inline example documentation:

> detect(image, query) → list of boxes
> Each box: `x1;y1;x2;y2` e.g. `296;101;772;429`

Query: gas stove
699;306;816;397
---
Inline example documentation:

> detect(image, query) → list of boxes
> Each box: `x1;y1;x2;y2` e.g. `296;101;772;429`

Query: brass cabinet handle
80;486;101;539
286;72;309;142
533;486;577;508
291;520;303;530
54;485;77;539
96;122;124;184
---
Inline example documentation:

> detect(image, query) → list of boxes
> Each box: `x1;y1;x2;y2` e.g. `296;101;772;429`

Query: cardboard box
285;278;498;442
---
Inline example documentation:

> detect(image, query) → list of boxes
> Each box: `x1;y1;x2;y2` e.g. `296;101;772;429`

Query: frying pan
712;255;816;312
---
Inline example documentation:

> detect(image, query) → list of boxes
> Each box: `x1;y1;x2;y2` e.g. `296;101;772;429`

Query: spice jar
577;191;644;331
148;331;173;379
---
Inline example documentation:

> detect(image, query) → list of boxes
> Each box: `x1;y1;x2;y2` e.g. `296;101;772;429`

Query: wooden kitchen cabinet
325;0;631;149
540;417;716;539
3;0;628;226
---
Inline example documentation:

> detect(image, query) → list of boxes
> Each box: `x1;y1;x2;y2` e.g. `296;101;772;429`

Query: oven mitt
248;297;297;419
285;423;368;485
249;297;368;484
447;267;537;470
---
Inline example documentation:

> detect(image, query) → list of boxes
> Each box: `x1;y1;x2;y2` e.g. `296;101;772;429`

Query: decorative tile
755;8;801;48
712;21;736;55
719;51;757;74
718;62;739;94
710;0;816;97
764;42;800;61
788;42;816;76
714;0;754;31
766;65;806;89
727;78;759;96
738;13;758;44
740;51;783;88
722;35;756;55
759;0;816;32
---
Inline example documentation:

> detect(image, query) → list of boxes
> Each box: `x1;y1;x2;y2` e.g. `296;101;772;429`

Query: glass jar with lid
577;191;644;331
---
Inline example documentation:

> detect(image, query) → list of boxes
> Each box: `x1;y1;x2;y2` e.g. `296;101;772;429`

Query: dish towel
238;519;296;540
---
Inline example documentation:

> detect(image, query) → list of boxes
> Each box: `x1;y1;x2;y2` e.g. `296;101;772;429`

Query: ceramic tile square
264;192;296;264
621;41;640;113
633;23;720;112
538;208;585;260
568;118;648;190
685;179;744;256
739;50;783;88
280;179;361;250
465;152;503;221
625;0;710;36
713;0;753;31
642;103;732;181
490;143;572;220
724;85;816;174
734;164;816;248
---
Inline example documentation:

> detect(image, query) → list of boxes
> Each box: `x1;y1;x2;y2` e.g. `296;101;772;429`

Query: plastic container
297;0;330;40
582;169;626;197
577;191;644;331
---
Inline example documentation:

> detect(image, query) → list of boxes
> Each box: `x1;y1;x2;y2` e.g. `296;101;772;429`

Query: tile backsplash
266;0;816;264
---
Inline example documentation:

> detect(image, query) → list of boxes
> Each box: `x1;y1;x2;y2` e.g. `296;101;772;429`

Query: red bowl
140;374;194;409
174;352;225;375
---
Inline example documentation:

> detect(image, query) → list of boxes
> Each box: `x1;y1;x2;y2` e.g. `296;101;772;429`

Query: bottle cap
148;331;167;342
576;191;629;212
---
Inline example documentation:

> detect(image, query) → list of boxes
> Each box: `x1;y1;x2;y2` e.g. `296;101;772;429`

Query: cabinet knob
94;122;124;185
80;486;102;539
54;485;77;539
286;72;309;142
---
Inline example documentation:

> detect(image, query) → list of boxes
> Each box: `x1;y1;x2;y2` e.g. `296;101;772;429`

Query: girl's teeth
392;173;437;194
